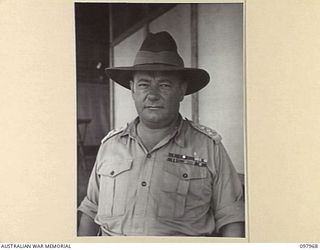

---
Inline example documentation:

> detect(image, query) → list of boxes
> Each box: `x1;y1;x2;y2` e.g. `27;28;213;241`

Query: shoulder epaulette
186;119;222;144
101;126;126;144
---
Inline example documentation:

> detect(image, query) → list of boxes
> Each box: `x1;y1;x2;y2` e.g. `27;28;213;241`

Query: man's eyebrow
157;78;173;83
159;79;172;82
136;78;151;82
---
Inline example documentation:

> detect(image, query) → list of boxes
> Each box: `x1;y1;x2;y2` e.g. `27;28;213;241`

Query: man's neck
138;117;179;134
136;116;180;151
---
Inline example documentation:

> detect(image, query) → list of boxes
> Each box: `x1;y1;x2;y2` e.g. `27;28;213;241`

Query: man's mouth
145;105;164;110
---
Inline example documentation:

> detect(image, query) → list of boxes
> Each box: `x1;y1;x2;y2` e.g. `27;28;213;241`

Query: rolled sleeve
78;196;98;220
212;143;245;233
215;200;245;233
77;160;100;220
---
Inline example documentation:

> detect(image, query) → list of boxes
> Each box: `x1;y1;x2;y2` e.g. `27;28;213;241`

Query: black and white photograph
3;0;320;244
75;3;246;237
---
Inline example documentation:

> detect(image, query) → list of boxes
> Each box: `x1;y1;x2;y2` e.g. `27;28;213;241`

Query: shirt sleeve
211;142;245;233
77;159;100;220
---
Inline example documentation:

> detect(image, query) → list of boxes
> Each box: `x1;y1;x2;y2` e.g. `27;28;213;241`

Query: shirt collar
173;115;185;147
120;117;139;139
120;114;185;148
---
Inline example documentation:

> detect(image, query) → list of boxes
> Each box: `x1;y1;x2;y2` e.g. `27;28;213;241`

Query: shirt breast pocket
97;159;132;218
158;162;208;218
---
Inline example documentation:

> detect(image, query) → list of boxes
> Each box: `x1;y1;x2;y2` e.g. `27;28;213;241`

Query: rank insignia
167;153;208;167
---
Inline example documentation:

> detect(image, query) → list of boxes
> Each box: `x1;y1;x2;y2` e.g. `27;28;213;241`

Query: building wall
198;4;244;173
77;82;109;145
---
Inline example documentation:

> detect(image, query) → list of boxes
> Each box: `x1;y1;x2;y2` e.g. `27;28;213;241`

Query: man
78;31;245;237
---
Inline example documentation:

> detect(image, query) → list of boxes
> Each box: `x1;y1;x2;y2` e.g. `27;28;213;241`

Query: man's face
130;71;186;129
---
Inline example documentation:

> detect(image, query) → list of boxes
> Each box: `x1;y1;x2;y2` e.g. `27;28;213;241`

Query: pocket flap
97;159;132;177
164;162;207;180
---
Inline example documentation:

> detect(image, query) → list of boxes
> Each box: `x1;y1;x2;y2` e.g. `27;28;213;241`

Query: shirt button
182;173;188;179
141;181;147;187
110;170;115;176
146;153;151;158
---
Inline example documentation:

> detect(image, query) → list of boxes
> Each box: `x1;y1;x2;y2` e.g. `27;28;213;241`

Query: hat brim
105;64;210;95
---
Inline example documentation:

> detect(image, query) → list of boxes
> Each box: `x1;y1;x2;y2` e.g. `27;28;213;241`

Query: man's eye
138;82;149;87
160;83;171;88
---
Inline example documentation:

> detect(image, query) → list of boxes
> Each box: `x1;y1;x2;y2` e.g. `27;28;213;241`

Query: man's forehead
133;71;182;80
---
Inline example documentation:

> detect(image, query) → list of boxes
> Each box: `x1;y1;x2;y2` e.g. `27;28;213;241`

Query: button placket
134;152;154;216
142;152;153;189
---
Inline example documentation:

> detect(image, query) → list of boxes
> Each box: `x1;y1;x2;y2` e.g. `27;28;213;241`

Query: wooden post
109;4;115;130
191;4;199;124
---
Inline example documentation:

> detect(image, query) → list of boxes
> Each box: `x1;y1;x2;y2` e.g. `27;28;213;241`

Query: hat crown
134;31;184;67
139;32;178;52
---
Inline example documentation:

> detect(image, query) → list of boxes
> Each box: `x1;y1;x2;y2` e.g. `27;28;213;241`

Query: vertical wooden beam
191;4;199;124
109;4;115;130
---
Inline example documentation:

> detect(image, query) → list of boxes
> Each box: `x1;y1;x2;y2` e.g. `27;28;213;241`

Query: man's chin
142;116;163;124
139;112;179;129
140;114;166;127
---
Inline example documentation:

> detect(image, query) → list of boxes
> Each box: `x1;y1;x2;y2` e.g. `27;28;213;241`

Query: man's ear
130;80;134;94
179;81;187;102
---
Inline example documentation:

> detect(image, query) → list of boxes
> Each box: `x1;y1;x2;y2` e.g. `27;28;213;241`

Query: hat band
134;51;184;67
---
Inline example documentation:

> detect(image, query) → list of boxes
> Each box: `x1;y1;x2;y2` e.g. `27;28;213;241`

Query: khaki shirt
78;116;244;236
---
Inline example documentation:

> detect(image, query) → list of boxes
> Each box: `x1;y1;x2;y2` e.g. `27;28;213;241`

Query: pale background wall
198;4;244;173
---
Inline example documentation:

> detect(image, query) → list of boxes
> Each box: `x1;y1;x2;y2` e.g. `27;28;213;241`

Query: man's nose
147;85;160;101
